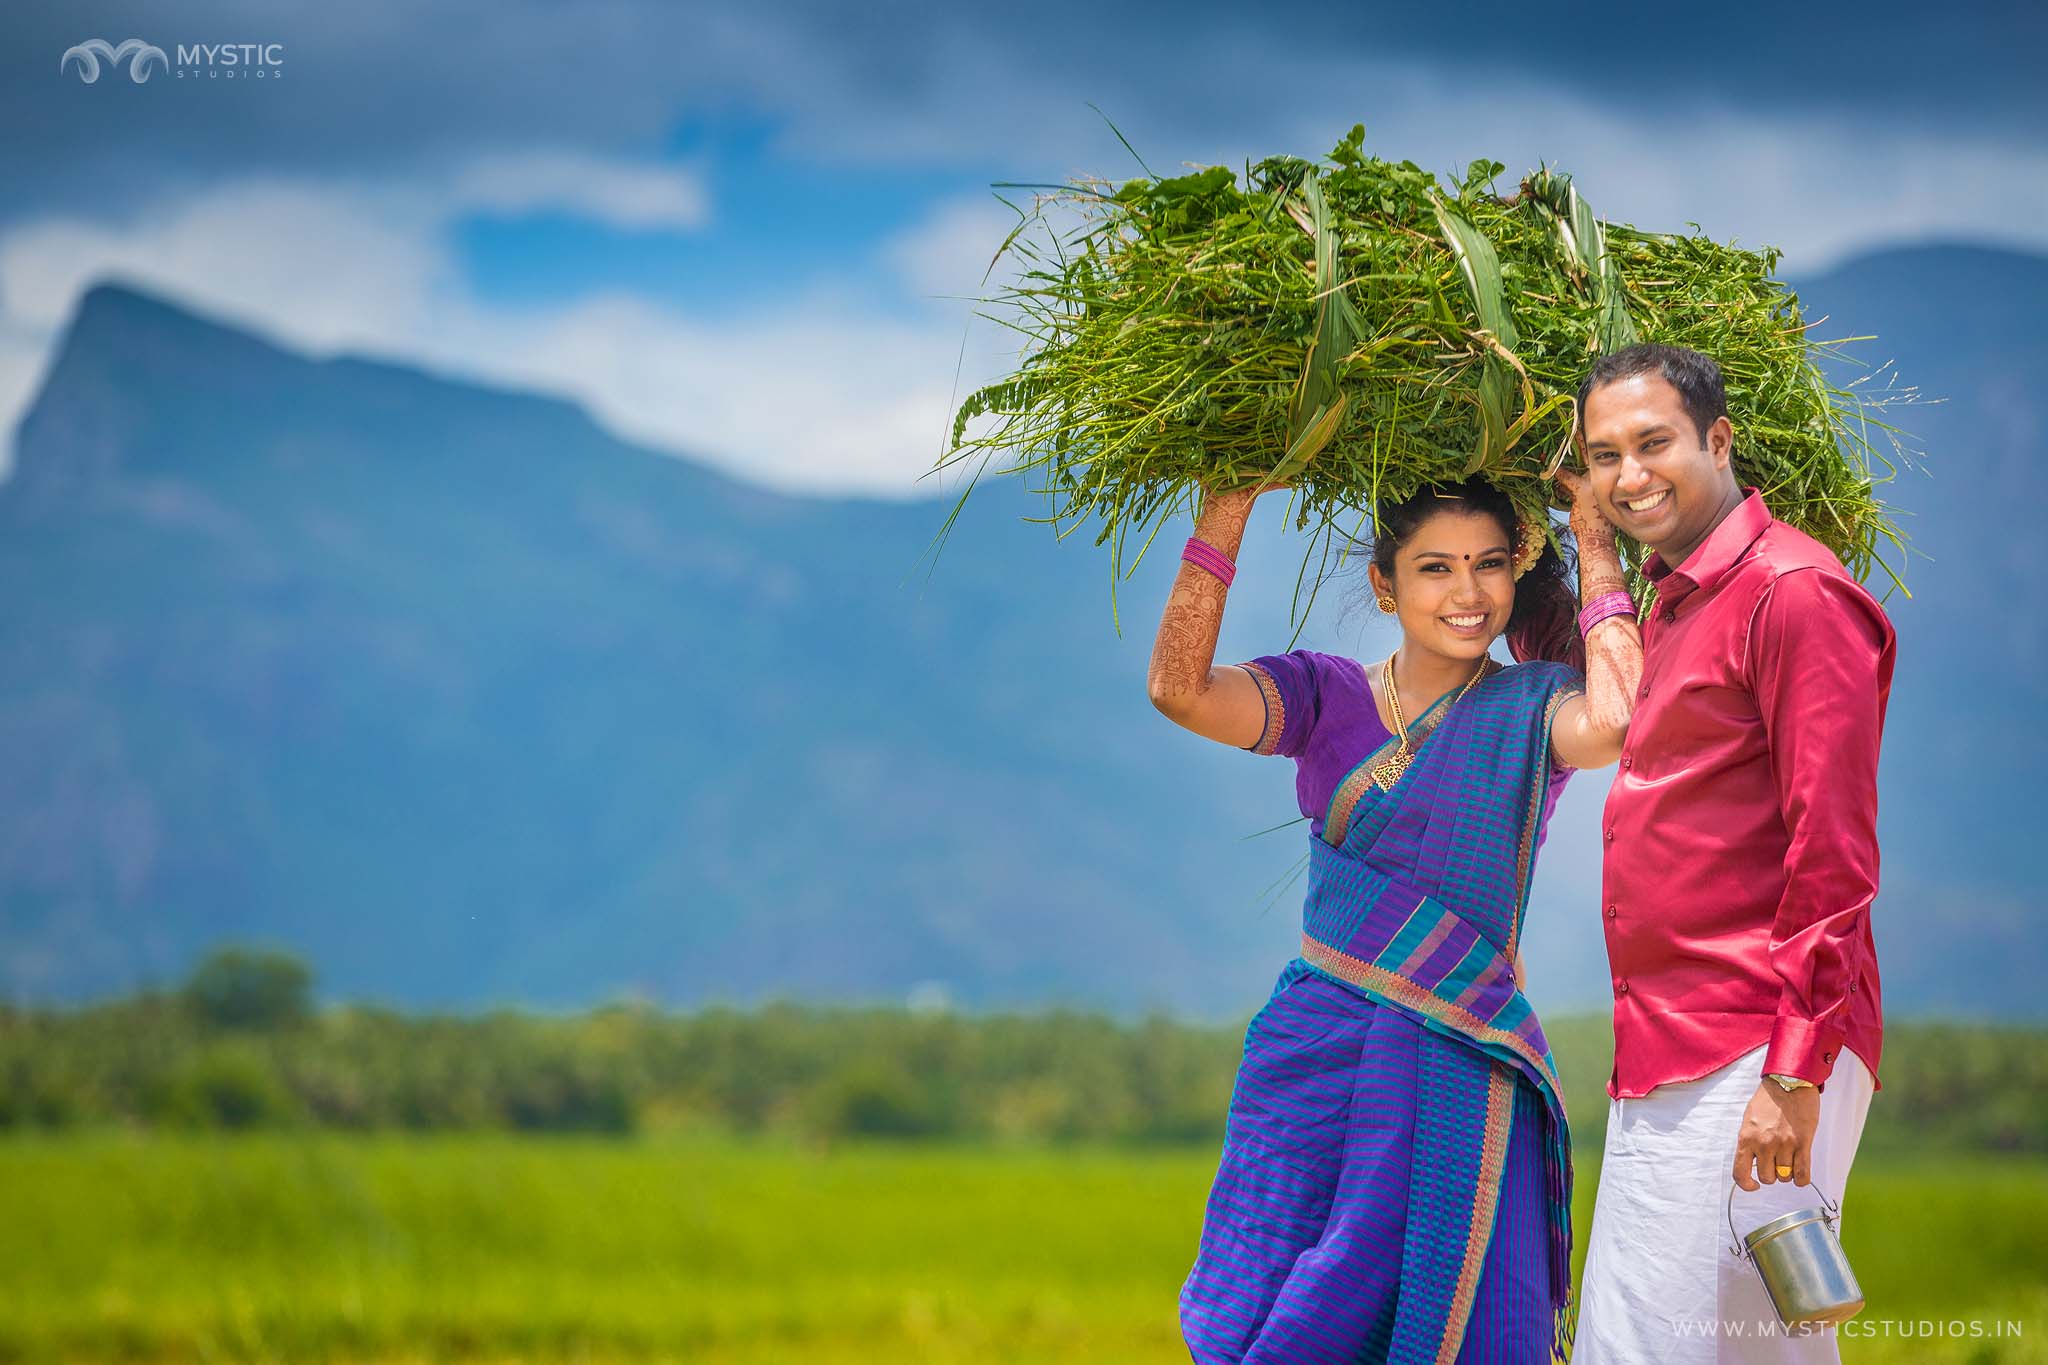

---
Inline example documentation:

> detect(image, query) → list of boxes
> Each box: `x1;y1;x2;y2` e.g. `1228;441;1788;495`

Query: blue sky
2;0;2042;498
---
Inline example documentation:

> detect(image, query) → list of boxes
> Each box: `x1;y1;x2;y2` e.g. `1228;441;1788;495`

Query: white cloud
0;177;448;344
769;29;2048;275
1238;62;2048;274
0;318;55;449
1;63;2044;500
434;288;978;495
882;194;1026;301
448;148;712;231
0;158;1003;498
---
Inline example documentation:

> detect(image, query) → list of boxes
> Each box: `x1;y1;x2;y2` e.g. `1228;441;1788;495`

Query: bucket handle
1726;1179;1842;1259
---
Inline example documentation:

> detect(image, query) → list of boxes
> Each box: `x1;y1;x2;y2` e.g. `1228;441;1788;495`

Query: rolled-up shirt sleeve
1745;568;1895;1087
1235;650;1325;759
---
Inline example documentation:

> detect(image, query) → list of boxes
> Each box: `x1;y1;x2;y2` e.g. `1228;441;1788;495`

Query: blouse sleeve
1546;668;1588;776
1232;650;1324;759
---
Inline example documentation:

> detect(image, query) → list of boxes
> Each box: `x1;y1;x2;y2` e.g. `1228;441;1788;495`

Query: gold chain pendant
1371;652;1489;794
1368;743;1413;791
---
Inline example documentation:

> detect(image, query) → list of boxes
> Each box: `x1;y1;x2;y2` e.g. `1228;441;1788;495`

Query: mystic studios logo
62;38;285;83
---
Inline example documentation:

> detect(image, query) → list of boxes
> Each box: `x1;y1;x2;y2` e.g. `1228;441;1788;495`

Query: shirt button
1660;608;1675;623
1605;828;1616;842
1621;756;1632;769
1639;684;1651;699
1823;1050;1834;1063
1607;905;1618;919
1617;980;1630;996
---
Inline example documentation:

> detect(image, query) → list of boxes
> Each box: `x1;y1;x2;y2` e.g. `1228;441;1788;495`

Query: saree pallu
1182;661;1583;1365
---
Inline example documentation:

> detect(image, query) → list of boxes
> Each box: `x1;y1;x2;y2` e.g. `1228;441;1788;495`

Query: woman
1150;469;1641;1364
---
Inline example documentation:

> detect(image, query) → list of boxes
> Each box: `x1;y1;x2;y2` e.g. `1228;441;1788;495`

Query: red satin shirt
1600;489;1893;1099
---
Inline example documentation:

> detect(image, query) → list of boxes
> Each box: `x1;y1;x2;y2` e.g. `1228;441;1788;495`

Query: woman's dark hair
1349;478;1582;671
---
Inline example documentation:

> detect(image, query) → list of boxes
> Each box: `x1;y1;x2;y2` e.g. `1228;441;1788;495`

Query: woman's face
1371;507;1515;662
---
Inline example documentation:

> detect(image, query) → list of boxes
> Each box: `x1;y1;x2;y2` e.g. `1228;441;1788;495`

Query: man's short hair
1576;343;1728;445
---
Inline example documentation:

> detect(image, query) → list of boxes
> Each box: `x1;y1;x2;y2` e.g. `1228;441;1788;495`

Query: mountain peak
72;277;241;339
52;278;589;424
15;278;641;496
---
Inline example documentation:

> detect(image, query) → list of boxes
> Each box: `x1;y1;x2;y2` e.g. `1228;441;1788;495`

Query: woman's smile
1440;610;1491;638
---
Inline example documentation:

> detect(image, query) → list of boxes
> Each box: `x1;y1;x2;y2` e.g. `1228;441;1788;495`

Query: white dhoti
1570;1042;1875;1364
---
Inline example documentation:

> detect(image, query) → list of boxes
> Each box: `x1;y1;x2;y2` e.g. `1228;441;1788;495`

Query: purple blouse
1234;650;1575;844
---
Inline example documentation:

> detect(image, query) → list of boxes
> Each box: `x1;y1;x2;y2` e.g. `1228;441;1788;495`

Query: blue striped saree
1181;660;1583;1365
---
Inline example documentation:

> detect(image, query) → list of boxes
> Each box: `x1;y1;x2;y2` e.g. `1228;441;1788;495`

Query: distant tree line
1;945;2041;1153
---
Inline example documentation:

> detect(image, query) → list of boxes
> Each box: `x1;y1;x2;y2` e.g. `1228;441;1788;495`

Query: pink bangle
1578;591;1634;637
1182;536;1236;587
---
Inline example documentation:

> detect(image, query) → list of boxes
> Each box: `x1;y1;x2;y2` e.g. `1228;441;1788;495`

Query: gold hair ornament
1511;507;1550;581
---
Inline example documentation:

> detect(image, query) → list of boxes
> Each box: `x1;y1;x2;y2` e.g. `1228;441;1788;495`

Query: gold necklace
1369;652;1492;791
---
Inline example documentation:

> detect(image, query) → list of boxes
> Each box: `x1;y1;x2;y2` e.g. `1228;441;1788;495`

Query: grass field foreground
0;1132;2040;1363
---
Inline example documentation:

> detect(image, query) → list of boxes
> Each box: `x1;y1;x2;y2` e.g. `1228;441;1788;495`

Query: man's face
1579;372;1735;560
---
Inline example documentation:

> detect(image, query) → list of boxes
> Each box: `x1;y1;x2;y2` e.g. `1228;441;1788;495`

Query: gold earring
1376;594;1396;613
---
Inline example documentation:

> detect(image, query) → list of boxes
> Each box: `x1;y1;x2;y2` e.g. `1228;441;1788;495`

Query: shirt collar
1643;487;1772;605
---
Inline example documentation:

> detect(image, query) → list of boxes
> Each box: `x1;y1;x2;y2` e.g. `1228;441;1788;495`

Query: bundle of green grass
935;124;1912;628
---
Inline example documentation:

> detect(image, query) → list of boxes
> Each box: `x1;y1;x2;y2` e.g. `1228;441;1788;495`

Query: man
1568;344;1894;1363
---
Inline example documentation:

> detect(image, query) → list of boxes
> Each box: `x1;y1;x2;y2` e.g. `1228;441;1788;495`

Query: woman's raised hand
1149;469;1289;750
1549;459;1641;763
1553;465;1615;550
1199;455;1311;527
1198;467;1291;518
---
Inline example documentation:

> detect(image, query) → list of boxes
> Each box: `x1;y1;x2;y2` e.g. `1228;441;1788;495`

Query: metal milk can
1725;1181;1866;1327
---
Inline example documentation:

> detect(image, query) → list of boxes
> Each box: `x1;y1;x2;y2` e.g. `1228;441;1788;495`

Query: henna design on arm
1554;466;1642;759
1147;486;1256;707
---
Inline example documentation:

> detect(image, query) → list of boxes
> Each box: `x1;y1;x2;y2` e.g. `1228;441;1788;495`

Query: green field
1;1133;2040;1364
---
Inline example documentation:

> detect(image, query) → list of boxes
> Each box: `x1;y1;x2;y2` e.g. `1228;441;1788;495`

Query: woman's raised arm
1146;481;1283;749
1550;466;1643;770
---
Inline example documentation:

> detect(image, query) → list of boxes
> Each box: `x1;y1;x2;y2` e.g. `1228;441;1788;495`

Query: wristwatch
1766;1072;1815;1092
